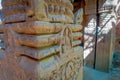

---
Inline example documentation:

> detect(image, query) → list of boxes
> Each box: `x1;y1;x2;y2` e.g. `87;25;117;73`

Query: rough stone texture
110;68;120;80
109;52;120;80
2;0;74;23
0;0;83;80
0;22;83;80
113;53;120;68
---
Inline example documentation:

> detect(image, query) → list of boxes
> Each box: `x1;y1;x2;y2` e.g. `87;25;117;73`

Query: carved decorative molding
2;0;74;23
0;0;83;80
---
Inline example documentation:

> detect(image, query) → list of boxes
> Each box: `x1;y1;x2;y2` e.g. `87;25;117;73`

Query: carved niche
0;0;83;80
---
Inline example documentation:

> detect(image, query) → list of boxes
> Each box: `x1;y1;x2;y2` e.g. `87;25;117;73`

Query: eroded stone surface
2;0;74;23
0;0;84;80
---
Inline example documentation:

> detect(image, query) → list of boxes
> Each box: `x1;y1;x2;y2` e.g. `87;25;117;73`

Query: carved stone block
0;0;83;80
0;22;83;80
2;0;74;23
2;0;49;23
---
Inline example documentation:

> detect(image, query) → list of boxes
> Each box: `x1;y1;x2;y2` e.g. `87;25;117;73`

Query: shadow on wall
84;11;116;72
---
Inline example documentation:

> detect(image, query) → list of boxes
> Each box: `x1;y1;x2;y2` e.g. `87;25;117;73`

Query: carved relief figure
46;0;74;23
61;27;73;54
74;8;83;24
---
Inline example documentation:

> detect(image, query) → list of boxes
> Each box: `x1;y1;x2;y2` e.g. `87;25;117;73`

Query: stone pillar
0;0;83;80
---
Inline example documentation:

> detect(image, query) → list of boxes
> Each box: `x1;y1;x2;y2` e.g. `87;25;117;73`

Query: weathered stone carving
0;0;83;80
2;0;49;23
74;8;83;24
46;0;74;23
2;0;74;23
60;27;73;54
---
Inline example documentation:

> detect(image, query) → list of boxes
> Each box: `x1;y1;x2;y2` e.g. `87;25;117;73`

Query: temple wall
84;0;116;72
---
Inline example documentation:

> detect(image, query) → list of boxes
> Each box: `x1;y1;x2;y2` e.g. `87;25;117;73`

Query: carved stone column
0;0;83;80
